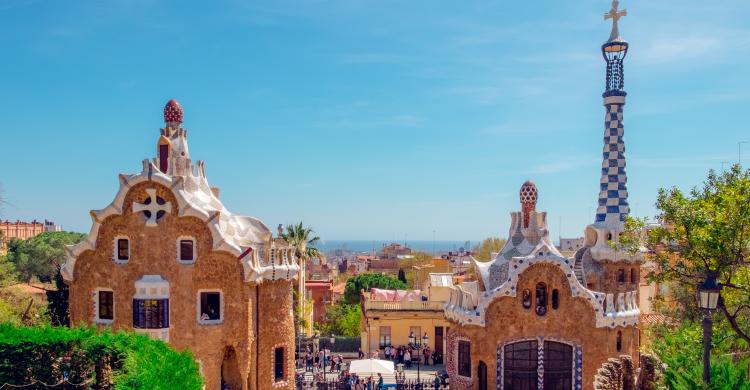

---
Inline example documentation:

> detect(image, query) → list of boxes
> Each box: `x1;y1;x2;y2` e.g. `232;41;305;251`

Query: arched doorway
502;340;537;390
477;360;487;390
501;340;573;390
221;346;241;390
543;341;572;389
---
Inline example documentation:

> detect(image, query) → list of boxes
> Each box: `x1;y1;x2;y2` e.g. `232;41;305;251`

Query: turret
155;99;193;177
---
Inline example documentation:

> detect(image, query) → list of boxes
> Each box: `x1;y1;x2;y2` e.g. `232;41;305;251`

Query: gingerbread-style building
62;99;299;390
443;2;641;389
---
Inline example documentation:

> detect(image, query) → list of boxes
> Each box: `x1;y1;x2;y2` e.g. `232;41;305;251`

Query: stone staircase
573;252;585;285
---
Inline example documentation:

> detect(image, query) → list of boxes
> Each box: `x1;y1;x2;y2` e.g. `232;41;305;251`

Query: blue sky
1;0;748;242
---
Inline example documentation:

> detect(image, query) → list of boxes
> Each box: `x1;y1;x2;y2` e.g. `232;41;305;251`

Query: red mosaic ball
164;99;183;124
519;180;538;206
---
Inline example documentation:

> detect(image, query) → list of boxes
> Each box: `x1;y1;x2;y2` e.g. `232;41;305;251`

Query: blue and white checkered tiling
595;103;630;224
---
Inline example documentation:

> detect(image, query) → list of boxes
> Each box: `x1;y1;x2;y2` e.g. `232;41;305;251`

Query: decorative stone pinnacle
519;181;538;228
164;99;183;125
604;0;627;43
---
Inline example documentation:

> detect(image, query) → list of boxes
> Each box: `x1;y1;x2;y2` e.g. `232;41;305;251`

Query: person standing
433;372;441;389
377;373;384;390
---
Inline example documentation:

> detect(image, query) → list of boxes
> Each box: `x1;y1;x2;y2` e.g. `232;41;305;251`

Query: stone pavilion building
443;2;642;389
62;99;299;390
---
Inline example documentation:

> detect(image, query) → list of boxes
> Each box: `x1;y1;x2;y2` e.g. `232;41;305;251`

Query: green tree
318;303;361;337
282;222;323;330
622;165;750;344
472;237;506;261
6;231;85;283
283;222;324;265
343;273;407;304
647;322;749;389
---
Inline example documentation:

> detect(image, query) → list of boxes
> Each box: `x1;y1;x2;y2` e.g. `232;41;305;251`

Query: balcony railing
363;299;445;311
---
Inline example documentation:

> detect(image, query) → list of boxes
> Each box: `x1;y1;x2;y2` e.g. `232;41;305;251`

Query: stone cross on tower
133;188;172;227
604;0;627;42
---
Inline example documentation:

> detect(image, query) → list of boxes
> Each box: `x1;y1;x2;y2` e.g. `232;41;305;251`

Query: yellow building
412;258;450;291
360;273;453;363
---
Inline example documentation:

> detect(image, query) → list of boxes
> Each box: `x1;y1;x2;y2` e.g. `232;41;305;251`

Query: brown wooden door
434;327;443;363
478;360;487;390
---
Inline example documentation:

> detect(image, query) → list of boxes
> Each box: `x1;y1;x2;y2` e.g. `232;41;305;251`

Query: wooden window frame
96;289;114;324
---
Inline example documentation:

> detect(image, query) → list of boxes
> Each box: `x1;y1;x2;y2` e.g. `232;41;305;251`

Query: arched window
551;289;559;310
535;283;547;316
606;232;613;242
616;331;622;352
617;269;625;285
522;289;532;309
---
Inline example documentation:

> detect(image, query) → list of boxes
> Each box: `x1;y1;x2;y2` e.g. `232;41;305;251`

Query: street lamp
408;332;430;388
697;272;721;384
329;335;336;374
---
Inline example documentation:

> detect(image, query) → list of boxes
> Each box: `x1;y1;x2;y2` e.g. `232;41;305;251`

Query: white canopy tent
347;359;395;375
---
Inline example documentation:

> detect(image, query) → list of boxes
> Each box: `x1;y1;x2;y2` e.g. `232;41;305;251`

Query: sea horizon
318;239;478;254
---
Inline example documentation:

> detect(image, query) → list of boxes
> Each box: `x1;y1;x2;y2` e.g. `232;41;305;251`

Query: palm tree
282;222;323;335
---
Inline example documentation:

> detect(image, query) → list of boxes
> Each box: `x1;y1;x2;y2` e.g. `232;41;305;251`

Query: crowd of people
301;347;345;377
294;345;445;389
369;344;441;368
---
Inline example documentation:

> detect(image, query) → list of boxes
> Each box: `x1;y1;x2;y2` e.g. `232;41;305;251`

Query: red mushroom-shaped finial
519;180;538;228
164;99;183;124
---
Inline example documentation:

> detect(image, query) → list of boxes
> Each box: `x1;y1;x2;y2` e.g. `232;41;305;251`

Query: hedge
0;324;203;389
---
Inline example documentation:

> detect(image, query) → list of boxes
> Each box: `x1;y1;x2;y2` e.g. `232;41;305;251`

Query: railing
364;300;445;311
603;290;638;314
296;379;448;390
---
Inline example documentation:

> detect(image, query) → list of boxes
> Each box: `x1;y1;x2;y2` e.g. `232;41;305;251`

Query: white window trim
177;236;197;264
196;289;223;325
94;288;114;325
113;236;130;264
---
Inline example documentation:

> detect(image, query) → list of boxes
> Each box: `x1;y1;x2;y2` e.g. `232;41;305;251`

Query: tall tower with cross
584;0;634;262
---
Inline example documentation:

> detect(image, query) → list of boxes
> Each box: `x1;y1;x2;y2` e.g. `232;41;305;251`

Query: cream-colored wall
427;286;452;302
361;311;451;355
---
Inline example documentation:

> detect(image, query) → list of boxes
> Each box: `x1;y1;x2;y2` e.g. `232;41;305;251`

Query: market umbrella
347;358;395;375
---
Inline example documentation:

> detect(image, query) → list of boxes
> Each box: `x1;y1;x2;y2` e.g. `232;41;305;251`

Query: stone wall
68;182;293;390
447;263;639;390
255;280;295;390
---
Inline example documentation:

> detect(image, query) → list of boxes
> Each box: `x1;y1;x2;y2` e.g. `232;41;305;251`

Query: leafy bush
648;321;750;389
0;324;203;389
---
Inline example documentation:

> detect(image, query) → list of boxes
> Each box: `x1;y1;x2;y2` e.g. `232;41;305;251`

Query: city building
412;258;450;291
0;219;61;255
360;274;454;361
378;243;413;260
61;100;299;390
305;279;334;323
443;3;642;389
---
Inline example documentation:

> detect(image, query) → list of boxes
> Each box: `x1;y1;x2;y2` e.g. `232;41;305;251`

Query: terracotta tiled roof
640;313;676;326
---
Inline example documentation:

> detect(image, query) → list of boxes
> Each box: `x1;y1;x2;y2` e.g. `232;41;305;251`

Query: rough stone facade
64;100;298;390
447;263;638;390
